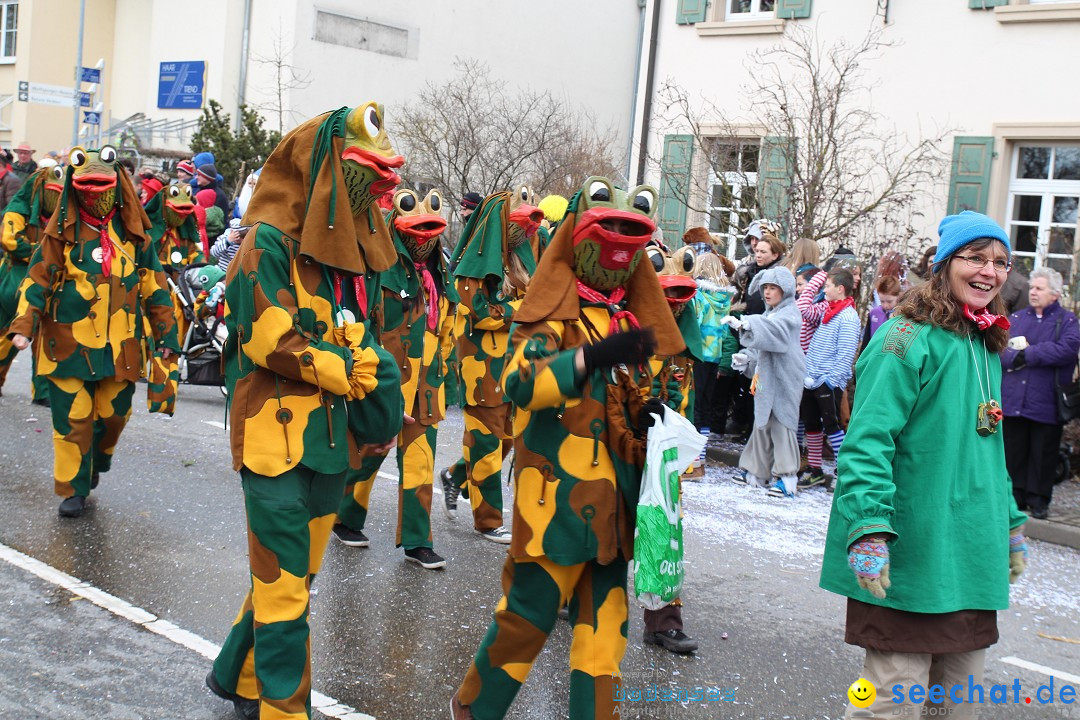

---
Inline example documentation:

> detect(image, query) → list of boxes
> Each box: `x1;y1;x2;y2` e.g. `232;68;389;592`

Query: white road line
1000;656;1080;685
201;420;226;429
377;471;397;481
0;541;375;719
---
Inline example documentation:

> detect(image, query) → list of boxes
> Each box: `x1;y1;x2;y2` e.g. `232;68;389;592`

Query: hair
875;275;902;297
799;266;821;283
1029;267;1064;297
913;244;938;279
756;233;785;261
876;251;909;281
828;269;855;298
784;238;820;273
895;238;1009;352
694;252;731;284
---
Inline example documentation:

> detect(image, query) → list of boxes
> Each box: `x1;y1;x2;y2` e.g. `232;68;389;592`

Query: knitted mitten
1009;526;1028;583
848;537;891;599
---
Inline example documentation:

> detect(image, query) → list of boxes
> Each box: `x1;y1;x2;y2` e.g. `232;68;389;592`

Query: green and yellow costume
446;186;541;533
144;183;203;345
337;188;459;552
455;178;683;720
209;104;405;720
0;165;63;400
7;147;179;506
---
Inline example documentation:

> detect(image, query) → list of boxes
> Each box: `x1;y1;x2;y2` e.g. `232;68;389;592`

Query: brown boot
450;691;474;720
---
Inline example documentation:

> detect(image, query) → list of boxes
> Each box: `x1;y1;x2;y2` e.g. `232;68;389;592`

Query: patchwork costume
144;183;204;346
7;147;179;515
335;189;459;562
453;177;683;720
207;104;405;720
0;165;63;401
445;187;541;536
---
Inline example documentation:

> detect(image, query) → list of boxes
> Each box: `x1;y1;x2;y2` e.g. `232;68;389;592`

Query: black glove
1013;350;1026;370
637;397;666;436
581;328;657;373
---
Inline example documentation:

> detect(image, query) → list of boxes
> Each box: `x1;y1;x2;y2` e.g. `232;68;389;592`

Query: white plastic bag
633;406;707;610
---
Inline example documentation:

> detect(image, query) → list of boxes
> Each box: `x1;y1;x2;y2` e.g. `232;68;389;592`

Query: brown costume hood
47;165;151;244
240;110;396;275
514;206;685;356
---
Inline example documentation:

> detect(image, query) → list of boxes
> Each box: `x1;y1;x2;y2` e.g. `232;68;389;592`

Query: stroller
165;263;228;396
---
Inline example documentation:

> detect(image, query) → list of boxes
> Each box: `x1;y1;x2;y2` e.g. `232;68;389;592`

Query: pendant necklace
969;335;1002;436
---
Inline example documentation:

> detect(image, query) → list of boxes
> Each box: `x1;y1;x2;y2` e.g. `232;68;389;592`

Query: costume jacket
1;169;54;322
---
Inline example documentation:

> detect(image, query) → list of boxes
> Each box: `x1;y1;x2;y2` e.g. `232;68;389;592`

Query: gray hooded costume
738;266;805;431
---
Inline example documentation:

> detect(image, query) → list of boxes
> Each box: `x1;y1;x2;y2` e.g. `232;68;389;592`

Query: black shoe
205;669;260;720
797;467;827;489
1029;508;1049;520
331;523;369;547
58;495;86;518
557;606;570;622
31;397;50;408
404;546;446;569
439;467;460;520
643;629;699;654
90;472;100;490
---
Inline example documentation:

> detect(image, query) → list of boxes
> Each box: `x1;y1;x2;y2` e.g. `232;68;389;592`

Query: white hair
1030;267;1064;297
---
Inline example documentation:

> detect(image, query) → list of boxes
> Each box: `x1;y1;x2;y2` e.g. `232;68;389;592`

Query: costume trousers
213;465;346;720
801;385;844;434
1003;416;1063;515
739;415;800;479
845;648;986;719
454;403;511;532
459;554;629;720
336;420;437;549
46;376;134;498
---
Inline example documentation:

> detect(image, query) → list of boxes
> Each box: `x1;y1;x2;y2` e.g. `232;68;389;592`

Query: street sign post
82;111;101;125
16;81;82;107
80;67;101;84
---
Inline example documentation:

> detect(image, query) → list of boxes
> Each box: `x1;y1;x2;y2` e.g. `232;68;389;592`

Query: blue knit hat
933;211;1010;273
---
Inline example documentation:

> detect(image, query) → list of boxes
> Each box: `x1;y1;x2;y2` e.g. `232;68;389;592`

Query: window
1006;144;1080;281
1;1;16;59
727;0;776;20
705;140;760;258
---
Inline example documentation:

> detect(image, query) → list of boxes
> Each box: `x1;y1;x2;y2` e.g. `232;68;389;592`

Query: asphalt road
0;356;1078;720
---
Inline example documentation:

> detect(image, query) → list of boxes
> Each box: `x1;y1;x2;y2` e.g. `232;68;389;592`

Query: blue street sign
80;67;101;84
79;91;91;108
83;111;101;125
157;61;206;109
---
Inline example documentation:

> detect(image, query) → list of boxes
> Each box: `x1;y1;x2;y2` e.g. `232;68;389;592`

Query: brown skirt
845;599;998;654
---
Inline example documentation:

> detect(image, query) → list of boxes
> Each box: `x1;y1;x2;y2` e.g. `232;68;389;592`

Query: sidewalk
705;435;1080;551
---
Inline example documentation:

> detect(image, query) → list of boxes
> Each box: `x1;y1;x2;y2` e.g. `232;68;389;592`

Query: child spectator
799;268;860;489
210;219;249;273
720;267;805;497
860;275;901;352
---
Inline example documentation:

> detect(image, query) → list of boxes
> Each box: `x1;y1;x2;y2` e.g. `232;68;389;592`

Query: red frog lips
395;213;447;243
572;207;656;269
341;146;404;195
166;201;195;217
45;183;64;194
72;173;117;192
659;275;698;306
508;204;543;238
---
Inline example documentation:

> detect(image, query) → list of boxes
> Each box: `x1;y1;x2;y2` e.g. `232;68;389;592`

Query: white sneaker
475;526;512;544
767;475;797;498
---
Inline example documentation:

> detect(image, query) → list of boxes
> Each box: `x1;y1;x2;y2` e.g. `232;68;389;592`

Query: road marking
377;471;397;481
201;420;226;429
0;541;376;719
1000;656;1080;685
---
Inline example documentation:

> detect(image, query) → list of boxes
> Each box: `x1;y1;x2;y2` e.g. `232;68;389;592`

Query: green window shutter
776;0;812;19
676;0;709;24
947;136;995;214
658;134;695;245
968;0;1008;9
758;135;794;238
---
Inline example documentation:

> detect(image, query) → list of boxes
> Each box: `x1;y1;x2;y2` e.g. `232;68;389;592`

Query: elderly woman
1000;267;1080;519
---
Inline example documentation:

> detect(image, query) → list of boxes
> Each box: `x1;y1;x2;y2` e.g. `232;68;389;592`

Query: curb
705;443;1080;552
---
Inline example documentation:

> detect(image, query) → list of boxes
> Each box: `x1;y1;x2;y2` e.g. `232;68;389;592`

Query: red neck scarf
963;304;1010;332
78;206;118;277
575;279;640;334
333;271;368;321
414;262;439;331
823;297;855;324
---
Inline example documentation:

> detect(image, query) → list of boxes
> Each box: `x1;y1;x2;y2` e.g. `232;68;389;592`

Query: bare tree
250;22;312;136
392;58;622;214
654;25;950;263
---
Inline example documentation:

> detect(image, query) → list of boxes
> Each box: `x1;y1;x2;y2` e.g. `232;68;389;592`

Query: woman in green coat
819;211;1029;719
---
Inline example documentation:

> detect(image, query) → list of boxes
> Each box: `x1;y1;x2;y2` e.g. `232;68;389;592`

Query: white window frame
705;141;760;259
1005;142;1080;283
725;0;777;21
0;1;16;60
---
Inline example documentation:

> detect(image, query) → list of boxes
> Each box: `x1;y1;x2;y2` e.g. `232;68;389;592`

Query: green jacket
819;317;1028;613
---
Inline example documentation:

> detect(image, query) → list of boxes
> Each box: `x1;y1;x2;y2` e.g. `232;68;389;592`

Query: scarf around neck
963;304;1010;332
823;297;855;324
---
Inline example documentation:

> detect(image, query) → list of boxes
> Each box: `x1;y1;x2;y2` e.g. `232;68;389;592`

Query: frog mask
647;244;698;318
68;145;119;217
571;176;658;292
162;183;196;230
340;102;405;216
393;189;447;264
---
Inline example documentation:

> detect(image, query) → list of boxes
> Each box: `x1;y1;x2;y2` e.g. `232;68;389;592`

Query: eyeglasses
952;254;1011;273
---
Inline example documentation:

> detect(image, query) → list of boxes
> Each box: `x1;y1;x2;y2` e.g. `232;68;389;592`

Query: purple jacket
1000;301;1080;425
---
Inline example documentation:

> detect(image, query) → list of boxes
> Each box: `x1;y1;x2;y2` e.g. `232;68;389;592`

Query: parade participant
438;185;542;543
820;211;1028;719
204;103;406;720
7;146;179;517
640;243;701;654
0;165;64;403
145;182;205;343
333;188;459;569
451;176;682;720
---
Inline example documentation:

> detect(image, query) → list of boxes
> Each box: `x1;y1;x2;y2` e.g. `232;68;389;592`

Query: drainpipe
635;0;661;185
235;0;253;133
624;0;647;183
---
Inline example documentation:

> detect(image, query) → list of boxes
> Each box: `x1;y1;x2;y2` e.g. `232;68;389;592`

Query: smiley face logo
848;678;876;708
